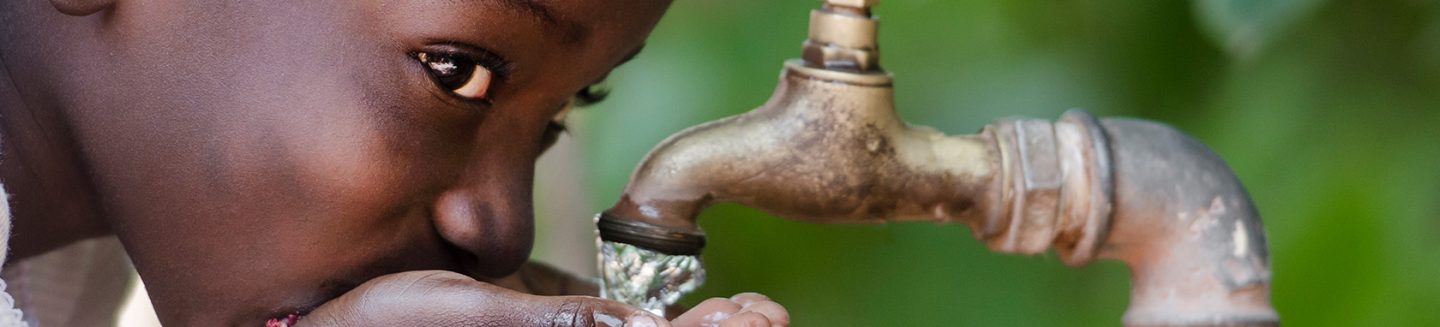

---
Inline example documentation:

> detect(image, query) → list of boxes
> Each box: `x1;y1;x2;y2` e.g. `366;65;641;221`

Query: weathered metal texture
1053;111;1115;267
990;118;1063;255
606;60;1004;241
826;0;880;8
1095;119;1278;326
990;115;1278;325
599;0;1278;325
985;111;1113;266
803;3;881;72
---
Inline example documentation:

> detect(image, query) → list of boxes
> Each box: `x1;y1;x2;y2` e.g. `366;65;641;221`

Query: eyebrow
492;0;589;44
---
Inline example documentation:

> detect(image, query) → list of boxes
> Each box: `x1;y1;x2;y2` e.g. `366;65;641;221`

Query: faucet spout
599;0;1008;254
600;60;1005;255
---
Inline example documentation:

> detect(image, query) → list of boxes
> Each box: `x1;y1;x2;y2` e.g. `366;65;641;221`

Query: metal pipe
1096;118;1278;326
601;60;1005;253
598;1;1278;324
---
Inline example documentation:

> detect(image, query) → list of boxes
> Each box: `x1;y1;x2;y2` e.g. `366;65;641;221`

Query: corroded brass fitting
803;0;881;71
598;1;1277;325
986;112;1114;266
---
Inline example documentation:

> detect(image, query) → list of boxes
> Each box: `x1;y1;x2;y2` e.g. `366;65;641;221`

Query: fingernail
625;313;661;327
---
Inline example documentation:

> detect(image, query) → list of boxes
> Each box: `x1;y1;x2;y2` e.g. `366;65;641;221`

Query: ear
50;0;115;16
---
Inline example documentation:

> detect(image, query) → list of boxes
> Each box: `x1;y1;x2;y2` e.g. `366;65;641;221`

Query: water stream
596;237;705;316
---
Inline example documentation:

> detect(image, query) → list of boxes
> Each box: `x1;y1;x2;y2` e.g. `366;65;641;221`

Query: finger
542;295;672;327
737;301;789;327
671;297;741;327
718;312;772;327
728;293;770;307
298;270;668;327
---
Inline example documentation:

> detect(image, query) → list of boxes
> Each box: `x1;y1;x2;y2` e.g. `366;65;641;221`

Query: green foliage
1193;0;1325;58
564;0;1440;325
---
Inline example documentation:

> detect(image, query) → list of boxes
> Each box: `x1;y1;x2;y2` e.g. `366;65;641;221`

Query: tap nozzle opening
596;211;705;256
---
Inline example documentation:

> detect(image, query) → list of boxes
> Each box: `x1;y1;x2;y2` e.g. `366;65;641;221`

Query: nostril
432;190;534;278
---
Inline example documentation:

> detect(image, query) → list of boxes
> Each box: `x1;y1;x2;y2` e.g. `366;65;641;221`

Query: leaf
1192;0;1326;59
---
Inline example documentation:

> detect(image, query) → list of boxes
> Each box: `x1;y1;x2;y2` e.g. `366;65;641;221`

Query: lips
265;313;300;327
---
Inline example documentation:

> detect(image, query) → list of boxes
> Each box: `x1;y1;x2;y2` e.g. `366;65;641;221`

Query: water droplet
597;238;705;316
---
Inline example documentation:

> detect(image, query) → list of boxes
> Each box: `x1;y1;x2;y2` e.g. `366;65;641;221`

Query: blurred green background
534;0;1440;325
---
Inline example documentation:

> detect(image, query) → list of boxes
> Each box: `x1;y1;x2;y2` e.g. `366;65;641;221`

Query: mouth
259;296;321;326
265;313;302;327
256;208;484;325
258;276;363;326
258;241;478;325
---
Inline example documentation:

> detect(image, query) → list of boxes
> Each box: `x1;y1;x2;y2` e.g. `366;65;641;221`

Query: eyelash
546;84;609;136
573;85;609;107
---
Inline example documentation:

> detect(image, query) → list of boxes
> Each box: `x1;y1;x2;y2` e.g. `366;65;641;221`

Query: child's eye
415;52;493;100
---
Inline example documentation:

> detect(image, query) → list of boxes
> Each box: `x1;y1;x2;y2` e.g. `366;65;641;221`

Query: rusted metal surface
992;115;1279;325
990;118;1064;255
1096;119;1277;326
1052;111;1114;267
600;1;1278;325
804;3;881;71
605;60;1003;237
825;0;880;9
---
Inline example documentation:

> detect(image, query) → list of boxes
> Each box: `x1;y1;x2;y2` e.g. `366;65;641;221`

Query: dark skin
0;0;788;325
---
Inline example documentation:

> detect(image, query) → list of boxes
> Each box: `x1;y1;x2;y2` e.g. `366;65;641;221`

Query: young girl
0;0;787;325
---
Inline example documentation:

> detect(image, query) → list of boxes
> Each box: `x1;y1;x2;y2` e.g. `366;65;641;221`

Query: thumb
298;270;668;327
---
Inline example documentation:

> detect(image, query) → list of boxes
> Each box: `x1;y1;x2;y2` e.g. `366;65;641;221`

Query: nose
431;159;537;279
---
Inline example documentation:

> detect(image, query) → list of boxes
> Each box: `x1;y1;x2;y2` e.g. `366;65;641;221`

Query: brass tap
598;1;1278;325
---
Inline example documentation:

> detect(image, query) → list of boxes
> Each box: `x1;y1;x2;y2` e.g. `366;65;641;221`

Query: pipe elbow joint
991;112;1277;325
1097;118;1278;326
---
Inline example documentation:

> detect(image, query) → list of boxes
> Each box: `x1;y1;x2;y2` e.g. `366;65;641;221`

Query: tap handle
825;0;879;11
805;0;882;72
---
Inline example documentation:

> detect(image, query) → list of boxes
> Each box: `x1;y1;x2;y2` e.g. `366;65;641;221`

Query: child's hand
670;293;790;327
296;270;788;327
297;270;664;326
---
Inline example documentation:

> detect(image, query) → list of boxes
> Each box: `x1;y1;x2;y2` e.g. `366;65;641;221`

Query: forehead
487;0;589;44
377;0;671;41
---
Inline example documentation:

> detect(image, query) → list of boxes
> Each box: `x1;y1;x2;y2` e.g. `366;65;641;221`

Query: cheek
97;80;472;321
283;109;421;210
230;94;474;310
275;90;478;243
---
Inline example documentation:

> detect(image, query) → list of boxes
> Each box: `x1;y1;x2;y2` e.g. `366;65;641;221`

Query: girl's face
50;0;669;323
